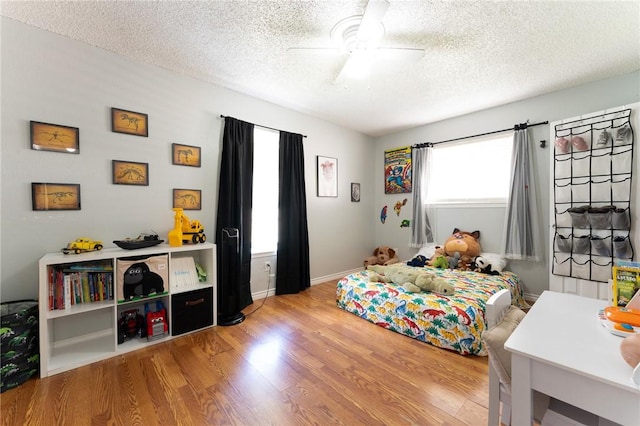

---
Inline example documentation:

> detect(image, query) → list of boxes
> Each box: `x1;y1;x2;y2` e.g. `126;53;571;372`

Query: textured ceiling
2;0;639;137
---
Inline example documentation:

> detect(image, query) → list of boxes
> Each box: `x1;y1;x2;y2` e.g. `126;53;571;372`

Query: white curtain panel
410;146;434;247
502;129;542;261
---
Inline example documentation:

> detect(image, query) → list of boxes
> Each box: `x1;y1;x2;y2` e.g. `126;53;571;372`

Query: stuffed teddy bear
364;246;399;268
367;264;455;295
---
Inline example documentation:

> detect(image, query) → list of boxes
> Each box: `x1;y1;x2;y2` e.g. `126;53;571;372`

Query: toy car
61;237;103;255
117;309;147;344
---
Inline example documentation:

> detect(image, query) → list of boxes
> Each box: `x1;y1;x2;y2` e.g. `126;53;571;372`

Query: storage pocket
116;254;169;302
552;253;571;277
590;236;611;257
568;206;589;229
555;234;571;253
571;256;591;280
587;207;613;229
612;208;630;230
572;235;590;254
613;236;633;259
591;259;613;283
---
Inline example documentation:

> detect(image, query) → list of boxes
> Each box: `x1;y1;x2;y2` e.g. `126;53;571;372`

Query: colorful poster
384;146;412;194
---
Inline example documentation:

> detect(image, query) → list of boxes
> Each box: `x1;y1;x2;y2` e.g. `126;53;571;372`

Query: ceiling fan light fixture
342;50;373;79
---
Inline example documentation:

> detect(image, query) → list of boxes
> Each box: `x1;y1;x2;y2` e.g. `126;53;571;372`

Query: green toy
431;255;449;269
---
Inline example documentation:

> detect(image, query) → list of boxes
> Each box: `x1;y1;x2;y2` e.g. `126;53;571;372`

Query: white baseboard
250;267;362;300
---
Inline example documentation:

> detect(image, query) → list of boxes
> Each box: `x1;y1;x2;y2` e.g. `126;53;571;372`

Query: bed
336;264;528;355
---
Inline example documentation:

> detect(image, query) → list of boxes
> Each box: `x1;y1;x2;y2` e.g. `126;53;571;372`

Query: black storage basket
1;300;39;393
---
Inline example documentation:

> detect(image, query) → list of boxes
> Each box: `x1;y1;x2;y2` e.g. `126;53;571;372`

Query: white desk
504;291;640;426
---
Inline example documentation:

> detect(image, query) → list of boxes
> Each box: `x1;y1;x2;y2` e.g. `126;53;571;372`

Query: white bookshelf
38;242;216;377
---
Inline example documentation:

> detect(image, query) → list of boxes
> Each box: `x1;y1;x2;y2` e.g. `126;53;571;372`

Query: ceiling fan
288;0;425;83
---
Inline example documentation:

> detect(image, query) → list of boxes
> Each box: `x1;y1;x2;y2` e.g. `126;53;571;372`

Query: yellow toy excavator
168;208;206;247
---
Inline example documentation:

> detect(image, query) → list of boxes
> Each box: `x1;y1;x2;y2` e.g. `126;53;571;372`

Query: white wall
375;71;640;297
0;18;374;302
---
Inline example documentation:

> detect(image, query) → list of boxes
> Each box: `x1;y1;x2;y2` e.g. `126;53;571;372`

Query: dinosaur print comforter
336;267;528;355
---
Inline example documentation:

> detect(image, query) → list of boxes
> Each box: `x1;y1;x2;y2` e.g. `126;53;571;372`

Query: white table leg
511;353;533;426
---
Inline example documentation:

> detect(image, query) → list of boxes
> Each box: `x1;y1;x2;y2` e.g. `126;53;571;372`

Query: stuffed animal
364;246;399;268
444;228;481;257
472;256;501;275
367;264;455;295
448;252;461;269
427;246;447;267
406;255;427;267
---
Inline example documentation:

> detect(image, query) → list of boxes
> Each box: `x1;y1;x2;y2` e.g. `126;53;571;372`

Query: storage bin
116;254;169;302
171;287;213;336
1;300;39;393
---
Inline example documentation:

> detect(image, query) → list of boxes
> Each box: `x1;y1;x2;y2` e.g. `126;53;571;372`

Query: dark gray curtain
410;146;434;247
276;131;310;294
216;117;254;318
502;128;542;261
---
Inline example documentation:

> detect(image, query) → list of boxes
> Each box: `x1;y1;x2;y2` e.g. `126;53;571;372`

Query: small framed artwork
351;183;361;202
112;160;149;186
32;182;81;211
173;188;202;210
317;156;338;197
172;143;201;167
30;121;79;154
111;107;148;137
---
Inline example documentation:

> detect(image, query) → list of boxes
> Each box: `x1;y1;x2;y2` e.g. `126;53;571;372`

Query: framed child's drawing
317;156;338;197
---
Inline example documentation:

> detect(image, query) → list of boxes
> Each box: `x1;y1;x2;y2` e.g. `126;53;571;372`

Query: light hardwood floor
1;281;491;425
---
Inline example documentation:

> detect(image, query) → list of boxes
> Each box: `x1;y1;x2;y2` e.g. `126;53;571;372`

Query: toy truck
168;208;206;246
61;238;104;254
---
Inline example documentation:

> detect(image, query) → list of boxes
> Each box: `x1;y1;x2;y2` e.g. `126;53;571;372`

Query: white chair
484;290;620;426
484;289;549;426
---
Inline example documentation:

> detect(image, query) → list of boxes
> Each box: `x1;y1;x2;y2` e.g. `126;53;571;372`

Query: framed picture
172;143;201;167
30;121;79;154
173;188;201;210
111;107;148;137
351;183;361;202
32;182;81;211
384;146;412;194
317;156;338;197
112;160;149;186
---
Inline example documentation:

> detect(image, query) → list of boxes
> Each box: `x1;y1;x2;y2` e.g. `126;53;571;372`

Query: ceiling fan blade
358;0;390;41
287;47;342;56
375;47;425;62
334;50;373;84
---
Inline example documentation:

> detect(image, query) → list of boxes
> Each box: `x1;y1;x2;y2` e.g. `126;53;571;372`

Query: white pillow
417;243;440;259
480;252;509;272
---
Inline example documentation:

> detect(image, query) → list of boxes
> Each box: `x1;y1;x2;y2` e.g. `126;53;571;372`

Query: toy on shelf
61;237;103;255
113;232;164;250
117;309;146;344
144;301;168;341
168;208;206;247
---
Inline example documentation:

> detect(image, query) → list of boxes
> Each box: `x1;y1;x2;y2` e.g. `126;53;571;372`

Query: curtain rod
413;120;548;148
220;115;307;138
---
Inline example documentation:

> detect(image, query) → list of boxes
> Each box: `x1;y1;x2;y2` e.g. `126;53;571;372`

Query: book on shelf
612;266;640;307
48;266;114;310
171;256;199;290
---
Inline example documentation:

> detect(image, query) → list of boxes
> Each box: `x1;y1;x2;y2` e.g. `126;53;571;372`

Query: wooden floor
1;281;491;425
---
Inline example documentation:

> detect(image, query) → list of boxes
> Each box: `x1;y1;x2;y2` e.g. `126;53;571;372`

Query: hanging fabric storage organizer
552;108;634;282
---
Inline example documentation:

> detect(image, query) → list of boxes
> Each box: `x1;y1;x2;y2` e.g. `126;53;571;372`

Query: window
251;127;279;253
426;133;513;204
